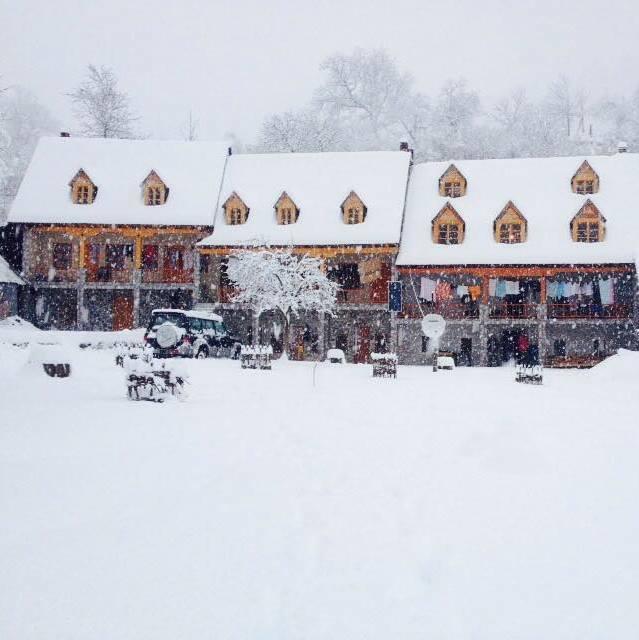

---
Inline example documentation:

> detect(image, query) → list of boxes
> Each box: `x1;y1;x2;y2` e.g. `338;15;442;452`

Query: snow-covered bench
240;345;273;370
515;364;543;385
371;352;398;378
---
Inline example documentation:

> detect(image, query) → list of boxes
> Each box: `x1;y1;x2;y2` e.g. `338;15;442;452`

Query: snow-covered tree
68;65;139;138
226;248;338;356
314;48;413;149
257;108;344;153
0;86;58;222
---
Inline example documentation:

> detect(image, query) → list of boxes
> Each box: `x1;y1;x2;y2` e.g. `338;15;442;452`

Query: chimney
617;141;628;154
60;132;71;138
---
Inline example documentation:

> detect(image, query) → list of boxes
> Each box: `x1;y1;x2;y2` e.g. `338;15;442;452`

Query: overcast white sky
3;0;639;143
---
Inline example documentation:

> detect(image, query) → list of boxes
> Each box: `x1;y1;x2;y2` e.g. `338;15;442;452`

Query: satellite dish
421;314;446;339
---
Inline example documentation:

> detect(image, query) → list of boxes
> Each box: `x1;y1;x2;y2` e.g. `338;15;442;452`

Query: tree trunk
280;315;290;360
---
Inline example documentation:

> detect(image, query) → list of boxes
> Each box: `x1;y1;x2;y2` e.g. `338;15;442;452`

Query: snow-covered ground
1;343;638;639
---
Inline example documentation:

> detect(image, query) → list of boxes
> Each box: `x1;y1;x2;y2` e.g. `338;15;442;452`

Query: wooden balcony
547;302;632;320
398;301;479;320
488;302;539;319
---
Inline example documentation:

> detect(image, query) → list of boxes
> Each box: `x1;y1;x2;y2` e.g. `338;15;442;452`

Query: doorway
113;291;134;330
460;338;472;366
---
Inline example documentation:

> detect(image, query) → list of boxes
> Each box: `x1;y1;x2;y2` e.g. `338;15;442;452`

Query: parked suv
144;309;242;359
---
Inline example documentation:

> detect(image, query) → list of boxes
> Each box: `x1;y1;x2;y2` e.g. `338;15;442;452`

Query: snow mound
0;315;39;330
588;349;639;380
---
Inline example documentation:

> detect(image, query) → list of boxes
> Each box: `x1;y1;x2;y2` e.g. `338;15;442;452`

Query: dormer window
494;201;527;244
223;192;249;225
274;192;299;225
571;199;605;243
340;191;367;225
146;186;163;205
438;164;467;198
69;169;97;205
571;161;600;194
431;202;465;245
141;170;169;206
499;223;522;244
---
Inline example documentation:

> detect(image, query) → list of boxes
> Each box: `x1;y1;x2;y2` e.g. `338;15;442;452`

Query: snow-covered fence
371;352;398;378
240;345;273;370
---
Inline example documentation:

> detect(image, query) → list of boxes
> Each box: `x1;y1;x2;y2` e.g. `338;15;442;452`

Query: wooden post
134;233;143;269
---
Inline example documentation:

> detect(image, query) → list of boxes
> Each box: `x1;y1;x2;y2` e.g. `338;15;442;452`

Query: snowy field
1;341;639;639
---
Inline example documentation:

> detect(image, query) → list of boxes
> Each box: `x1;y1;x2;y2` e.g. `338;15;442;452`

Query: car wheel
196;346;209;359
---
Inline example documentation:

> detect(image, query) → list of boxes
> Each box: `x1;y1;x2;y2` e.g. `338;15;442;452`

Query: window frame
52;242;73;270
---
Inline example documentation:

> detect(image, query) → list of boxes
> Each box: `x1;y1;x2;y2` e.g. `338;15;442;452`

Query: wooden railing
547;303;632;319
488;302;539;319
398;301;480;320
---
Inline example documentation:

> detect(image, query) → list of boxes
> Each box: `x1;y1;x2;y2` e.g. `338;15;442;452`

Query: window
142;244;159;270
444;182;462;197
106;244;133;270
328;263;361;289
341;191;367;224
86;243;100;267
280;208;295;225
553;339;566;357
53;243;72;270
275;192;299;224
165;246;185;271
146;186;164;206
189;317;203;332
575;180;594;195
77;185;89;204
499;223;522;244
69;169;97;204
229;208;244;225
438;223;459;245
422;336;430;352
438;165;467;197
223;192;249;225
571;161;600;194
576;222;600;243
346;208;361;224
200;254;211;274
141;171;168;206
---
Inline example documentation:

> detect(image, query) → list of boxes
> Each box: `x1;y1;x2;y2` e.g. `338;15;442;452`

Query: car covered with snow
144;309;241;359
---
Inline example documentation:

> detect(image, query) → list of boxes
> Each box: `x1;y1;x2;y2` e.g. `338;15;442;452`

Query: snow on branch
226;247;338;319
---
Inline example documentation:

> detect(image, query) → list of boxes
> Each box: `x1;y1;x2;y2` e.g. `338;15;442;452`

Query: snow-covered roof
0;255;24;284
8;137;230;227
397;154;639;266
199;151;411;247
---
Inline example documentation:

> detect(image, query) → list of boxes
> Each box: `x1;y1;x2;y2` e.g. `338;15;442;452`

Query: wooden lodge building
6;137;229;330
396;153;639;367
197;150;412;361
4;135;638;367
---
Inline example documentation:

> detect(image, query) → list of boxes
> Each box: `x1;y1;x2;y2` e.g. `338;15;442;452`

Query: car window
150;312;186;330
214;321;226;335
204;319;215;331
189;317;203;332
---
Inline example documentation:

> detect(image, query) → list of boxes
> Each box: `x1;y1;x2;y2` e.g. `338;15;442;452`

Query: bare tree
181;111;199;141
546;75;579;138
68;65;139;138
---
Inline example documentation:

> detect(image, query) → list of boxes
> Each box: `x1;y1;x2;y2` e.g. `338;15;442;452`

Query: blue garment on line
495;279;507;298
